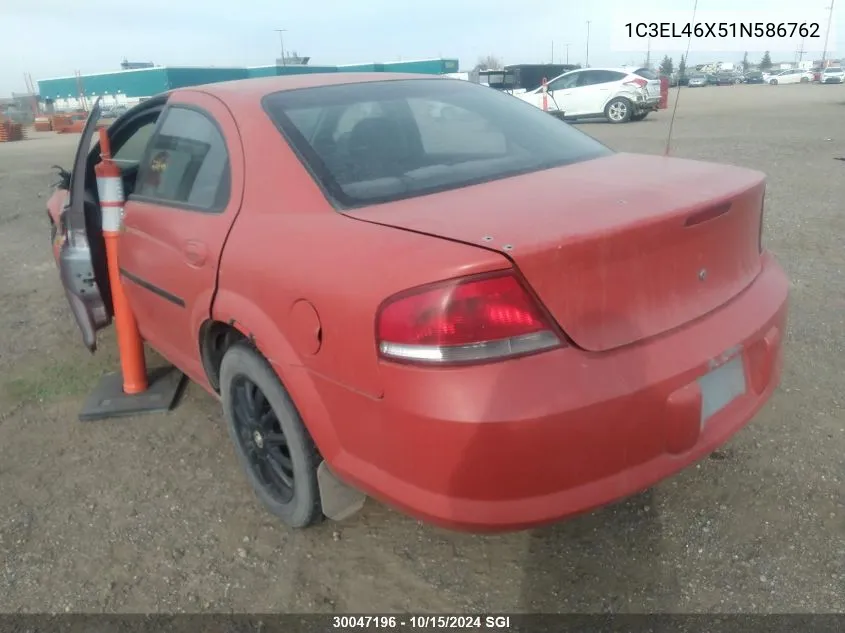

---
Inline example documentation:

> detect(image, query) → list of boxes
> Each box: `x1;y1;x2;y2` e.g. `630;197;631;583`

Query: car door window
576;71;604;87
135;107;231;211
548;73;579;91
587;70;627;85
113;120;156;167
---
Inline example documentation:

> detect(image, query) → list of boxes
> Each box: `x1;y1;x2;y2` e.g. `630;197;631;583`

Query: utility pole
645;38;651;67
565;43;570;64
551;41;555;64
796;37;805;64
586;21;591;67
821;1;835;68
274;28;288;66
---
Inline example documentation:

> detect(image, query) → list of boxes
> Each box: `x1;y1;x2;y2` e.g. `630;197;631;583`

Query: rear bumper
318;253;789;532
635;96;661;112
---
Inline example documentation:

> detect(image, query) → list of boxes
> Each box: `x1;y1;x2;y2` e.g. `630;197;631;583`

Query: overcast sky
1;0;841;94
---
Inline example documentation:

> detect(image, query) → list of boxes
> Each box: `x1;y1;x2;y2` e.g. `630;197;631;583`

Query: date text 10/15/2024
332;615;512;630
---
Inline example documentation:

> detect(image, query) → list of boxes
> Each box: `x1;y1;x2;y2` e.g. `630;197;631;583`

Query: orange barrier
95;128;148;394
34;117;52;132
0;121;25;142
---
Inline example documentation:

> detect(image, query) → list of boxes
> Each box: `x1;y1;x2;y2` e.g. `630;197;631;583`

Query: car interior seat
346;116;414;182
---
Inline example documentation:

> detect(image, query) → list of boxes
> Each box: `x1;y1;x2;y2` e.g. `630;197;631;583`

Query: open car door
55;98;112;352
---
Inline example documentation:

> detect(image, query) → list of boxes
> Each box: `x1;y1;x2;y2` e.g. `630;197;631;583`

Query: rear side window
135;107;231;211
581;70;627;85
113;120;157;166
263;78;611;208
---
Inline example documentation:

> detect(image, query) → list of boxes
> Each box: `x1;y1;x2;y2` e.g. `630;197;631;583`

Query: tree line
659;51;774;76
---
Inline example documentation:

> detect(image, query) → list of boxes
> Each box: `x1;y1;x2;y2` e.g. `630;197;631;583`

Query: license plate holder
697;355;747;426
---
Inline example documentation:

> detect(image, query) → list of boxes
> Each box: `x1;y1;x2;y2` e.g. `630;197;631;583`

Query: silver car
688;74;708;87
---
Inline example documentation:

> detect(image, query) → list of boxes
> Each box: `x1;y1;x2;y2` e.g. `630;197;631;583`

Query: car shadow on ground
446;308;682;613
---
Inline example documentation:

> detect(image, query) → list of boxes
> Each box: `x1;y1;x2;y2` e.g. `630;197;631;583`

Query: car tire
220;342;324;529
770;79;778;85
800;77;809;83
605;97;632;123
631;112;649;121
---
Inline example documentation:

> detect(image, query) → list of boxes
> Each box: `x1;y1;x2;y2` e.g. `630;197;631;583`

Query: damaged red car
47;73;788;532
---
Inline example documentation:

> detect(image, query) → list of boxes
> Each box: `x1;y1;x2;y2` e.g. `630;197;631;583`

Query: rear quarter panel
212;95;508;417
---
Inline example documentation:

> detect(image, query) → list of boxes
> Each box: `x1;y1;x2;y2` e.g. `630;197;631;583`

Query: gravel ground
0;83;842;614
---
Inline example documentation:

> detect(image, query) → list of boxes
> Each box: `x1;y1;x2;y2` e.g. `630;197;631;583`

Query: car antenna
664;0;699;156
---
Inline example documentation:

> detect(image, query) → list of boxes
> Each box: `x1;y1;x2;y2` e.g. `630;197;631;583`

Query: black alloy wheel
220;343;323;528
230;374;296;503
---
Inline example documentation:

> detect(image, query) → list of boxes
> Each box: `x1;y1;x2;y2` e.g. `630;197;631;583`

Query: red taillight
376;271;563;365
624;77;648;89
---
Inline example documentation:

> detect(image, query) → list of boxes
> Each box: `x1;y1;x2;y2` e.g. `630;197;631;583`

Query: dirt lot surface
0;84;843;615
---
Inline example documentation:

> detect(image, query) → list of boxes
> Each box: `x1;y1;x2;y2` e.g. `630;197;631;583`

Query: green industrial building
37;59;460;111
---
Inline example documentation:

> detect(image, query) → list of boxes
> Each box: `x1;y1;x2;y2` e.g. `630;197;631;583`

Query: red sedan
47;73;788;532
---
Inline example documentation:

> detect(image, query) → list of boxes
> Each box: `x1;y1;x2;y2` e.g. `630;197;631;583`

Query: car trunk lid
345;152;766;352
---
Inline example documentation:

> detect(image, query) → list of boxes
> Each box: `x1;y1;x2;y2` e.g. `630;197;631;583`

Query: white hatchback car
517;67;661;123
766;69;814;85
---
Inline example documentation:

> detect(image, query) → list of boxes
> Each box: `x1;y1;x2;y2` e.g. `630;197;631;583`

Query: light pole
586;21;591;67
565;43;570;64
274;28;288;66
821;1;835;68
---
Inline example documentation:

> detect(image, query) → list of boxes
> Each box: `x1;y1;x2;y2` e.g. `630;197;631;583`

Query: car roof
581;67;634;73
550;67;634;79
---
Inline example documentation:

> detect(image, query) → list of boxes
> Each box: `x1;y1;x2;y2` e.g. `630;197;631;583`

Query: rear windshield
632;68;658;80
263;78;612;208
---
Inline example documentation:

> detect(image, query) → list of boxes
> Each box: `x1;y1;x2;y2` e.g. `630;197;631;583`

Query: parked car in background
766;69;813;85
100;105;128;120
820;67;845;84
46;73;788;533
743;70;765;84
688;73;709;87
715;73;739;85
518;67;660;123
